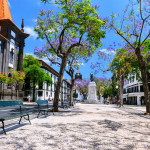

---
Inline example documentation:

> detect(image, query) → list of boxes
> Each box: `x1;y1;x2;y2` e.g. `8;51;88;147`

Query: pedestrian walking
27;94;30;103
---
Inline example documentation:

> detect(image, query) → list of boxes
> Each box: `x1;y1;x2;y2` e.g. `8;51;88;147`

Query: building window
39;82;43;89
11;30;16;38
9;48;14;64
54;84;56;91
38;91;43;96
46;92;48;96
46;82;48;90
140;86;143;92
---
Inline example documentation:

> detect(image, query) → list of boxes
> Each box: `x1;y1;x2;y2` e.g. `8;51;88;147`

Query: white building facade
23;59;71;102
123;74;146;105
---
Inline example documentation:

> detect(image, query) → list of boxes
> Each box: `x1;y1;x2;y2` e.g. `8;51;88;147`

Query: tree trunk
135;47;150;114
119;74;125;107
53;57;67;112
70;78;75;106
98;91;101;100
83;93;87;100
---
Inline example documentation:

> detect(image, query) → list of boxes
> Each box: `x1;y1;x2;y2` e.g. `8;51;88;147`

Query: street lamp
116;85;119;105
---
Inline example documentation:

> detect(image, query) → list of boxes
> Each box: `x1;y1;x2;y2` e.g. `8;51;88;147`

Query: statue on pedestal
90;73;93;82
86;72;98;103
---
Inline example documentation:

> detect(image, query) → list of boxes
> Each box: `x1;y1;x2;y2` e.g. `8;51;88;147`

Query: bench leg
19;115;31;125
19;116;23;124
37;111;41;118
27;114;31;125
1;121;6;134
44;110;47;117
45;110;47;115
52;108;54;115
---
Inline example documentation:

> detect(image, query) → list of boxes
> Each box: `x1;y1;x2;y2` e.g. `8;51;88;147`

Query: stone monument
86;73;98;104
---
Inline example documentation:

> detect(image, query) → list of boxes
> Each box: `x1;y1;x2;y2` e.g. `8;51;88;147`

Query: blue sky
8;0;129;80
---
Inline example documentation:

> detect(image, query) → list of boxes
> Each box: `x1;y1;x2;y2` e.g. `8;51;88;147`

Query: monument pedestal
86;81;98;104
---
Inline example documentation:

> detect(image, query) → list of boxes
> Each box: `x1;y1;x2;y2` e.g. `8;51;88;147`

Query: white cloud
32;18;37;23
100;49;116;55
24;26;38;39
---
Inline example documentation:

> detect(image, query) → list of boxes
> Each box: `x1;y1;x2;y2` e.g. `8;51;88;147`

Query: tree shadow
115;106;150;120
0;122;27;134
97;119;123;131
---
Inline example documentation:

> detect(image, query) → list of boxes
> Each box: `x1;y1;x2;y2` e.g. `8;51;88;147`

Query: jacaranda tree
75;79;90;100
65;56;81;106
34;0;106;111
108;48;137;107
109;0;150;113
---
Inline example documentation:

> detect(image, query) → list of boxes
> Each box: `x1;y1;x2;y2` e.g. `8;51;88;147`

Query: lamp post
116;85;119;106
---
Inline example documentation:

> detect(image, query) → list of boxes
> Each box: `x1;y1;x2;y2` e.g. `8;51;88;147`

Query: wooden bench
0;100;32;134
36;100;54;118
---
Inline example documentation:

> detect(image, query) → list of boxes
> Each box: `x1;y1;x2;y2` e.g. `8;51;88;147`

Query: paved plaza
0;103;150;150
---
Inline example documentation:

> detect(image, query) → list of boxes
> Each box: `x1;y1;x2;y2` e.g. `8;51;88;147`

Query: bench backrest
64;99;68;102
0;101;23;107
36;100;48;105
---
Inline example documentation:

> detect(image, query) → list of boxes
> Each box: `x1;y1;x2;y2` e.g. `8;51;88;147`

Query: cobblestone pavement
0;103;150;150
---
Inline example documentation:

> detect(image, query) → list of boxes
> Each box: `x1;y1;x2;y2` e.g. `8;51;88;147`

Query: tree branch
140;32;150;46
44;33;57;54
66;43;83;56
113;27;135;49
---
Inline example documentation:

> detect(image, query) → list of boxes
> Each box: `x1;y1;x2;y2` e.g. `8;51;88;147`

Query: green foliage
7;69;25;86
108;48;137;79
73;92;78;98
23;55;53;87
0;72;7;84
111;80;119;96
34;0;106;57
45;72;53;86
35;0;106;110
23;55;40;71
102;86;112;99
94;77;110;98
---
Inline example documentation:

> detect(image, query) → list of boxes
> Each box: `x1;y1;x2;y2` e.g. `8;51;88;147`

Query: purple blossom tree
65;53;88;106
75;79;90;100
108;0;150;113
34;0;106;111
